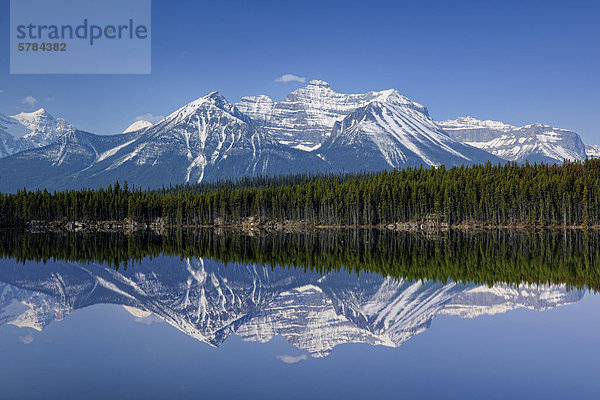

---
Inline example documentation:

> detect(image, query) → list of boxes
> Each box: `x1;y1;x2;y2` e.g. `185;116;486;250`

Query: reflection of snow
123;305;163;325
0;261;585;359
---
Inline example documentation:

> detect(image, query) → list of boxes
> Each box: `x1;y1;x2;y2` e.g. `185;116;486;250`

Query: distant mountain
0;93;327;191
12;108;75;148
439;116;587;164
318;92;501;171
123;120;153;134
586;144;600;159
0;130;139;191
0;257;583;358
0;108;75;158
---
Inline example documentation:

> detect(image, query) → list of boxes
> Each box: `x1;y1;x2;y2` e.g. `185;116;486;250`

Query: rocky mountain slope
439;116;587;164
317;92;500;171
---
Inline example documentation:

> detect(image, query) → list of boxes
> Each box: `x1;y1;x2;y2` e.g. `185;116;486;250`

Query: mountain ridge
0;82;593;191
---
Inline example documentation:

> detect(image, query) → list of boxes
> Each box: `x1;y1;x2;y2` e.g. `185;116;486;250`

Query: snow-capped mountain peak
307;79;331;88
368;89;429;116
11;108;75;147
0;108;76;159
236;80;430;149
11;108;49;127
164;91;250;126
123;120;153;134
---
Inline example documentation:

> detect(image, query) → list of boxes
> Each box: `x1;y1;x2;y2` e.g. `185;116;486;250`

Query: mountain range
0;81;595;191
0;256;583;358
438;116;588;164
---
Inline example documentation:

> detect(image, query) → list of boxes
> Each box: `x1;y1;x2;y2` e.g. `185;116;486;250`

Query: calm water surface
0;230;598;399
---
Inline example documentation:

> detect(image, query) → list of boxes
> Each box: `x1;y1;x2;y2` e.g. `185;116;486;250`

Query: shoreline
13;219;600;234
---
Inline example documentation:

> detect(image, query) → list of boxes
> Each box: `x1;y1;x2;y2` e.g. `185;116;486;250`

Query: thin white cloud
135;113;164;124
21;95;37;107
19;333;34;345
0;90;4;93
276;354;308;364
275;74;306;83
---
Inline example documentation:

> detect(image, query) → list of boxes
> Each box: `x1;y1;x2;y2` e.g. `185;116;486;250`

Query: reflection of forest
1;229;598;291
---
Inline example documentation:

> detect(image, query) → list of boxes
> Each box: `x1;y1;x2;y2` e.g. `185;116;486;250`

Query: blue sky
0;0;598;144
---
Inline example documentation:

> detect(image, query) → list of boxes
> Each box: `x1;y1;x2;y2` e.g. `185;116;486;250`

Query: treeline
157;171;368;195
1;160;600;227
1;229;599;291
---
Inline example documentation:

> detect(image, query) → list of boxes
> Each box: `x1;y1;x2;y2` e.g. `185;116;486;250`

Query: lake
0;229;598;399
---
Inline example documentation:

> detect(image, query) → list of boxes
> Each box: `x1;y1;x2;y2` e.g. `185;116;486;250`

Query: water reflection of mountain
0;257;583;357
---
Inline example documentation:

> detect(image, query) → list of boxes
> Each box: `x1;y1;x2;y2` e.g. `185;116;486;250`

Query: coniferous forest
1;160;600;228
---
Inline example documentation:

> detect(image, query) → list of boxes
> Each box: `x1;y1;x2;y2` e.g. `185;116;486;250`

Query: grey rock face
439;116;587;164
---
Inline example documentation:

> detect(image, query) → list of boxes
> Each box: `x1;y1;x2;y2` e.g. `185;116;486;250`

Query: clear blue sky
0;0;598;144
